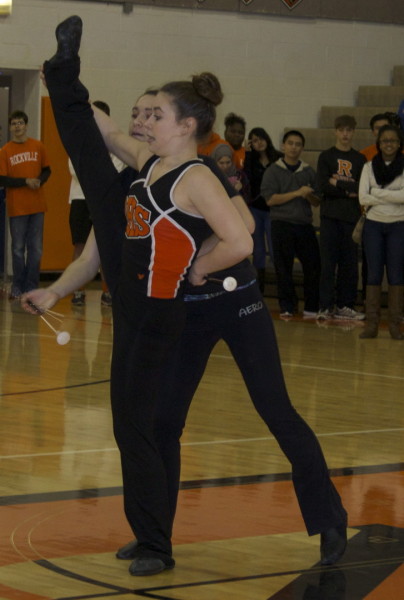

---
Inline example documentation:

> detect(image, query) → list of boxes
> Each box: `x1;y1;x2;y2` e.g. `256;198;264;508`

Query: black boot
359;285;381;339
320;524;347;566
49;15;83;63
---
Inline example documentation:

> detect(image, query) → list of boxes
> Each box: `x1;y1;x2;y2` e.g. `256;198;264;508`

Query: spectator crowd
1;104;403;339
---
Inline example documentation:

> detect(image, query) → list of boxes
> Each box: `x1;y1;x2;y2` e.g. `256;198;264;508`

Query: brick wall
1;0;404;146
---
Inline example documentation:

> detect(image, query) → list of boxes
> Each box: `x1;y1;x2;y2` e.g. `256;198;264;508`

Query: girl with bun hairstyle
25;82;348;577
35;16;347;579
41;17;252;576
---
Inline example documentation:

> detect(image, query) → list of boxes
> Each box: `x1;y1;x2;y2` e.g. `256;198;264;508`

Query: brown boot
388;285;404;340
360;285;381;338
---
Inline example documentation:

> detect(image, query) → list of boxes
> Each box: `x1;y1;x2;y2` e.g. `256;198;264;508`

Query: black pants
271;220;320;314
156;282;347;536
111;293;185;559
44;57;183;562
43;58;125;296
319;217;359;310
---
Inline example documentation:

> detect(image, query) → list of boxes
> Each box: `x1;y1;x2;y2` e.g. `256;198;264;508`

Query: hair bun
192;72;223;107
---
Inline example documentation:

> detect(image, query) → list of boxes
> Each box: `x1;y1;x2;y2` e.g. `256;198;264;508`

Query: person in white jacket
359;124;404;339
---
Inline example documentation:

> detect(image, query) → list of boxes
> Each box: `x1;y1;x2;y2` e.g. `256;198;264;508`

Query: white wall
1;0;404;145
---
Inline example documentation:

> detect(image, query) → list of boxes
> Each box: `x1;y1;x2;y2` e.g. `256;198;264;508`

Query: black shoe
116;539;138;560
129;556;175;576
49;15;83;62
320;525;347;566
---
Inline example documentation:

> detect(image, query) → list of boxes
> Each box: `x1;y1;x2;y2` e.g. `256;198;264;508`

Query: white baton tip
56;331;71;345
223;277;237;292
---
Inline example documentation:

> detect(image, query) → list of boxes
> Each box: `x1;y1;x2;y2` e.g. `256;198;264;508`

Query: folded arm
186;168;253;285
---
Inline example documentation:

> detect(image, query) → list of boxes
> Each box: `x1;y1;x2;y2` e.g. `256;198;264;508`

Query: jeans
271;220;320;313
9;212;44;295
362;218;404;285
319;217;359;310
250;206;273;268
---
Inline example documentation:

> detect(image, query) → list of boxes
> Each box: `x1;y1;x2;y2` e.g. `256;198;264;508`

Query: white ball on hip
223;277;237;292
57;331;71;345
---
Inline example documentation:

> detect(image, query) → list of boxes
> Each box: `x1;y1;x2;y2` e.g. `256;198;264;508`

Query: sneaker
100;291;112;307
8;287;22;300
71;291;85;306
303;310;317;318
280;311;294;318
316;309;334;321
334;306;365;321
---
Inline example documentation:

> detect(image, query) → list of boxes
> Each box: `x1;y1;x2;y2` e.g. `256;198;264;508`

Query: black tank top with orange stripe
120;156;212;299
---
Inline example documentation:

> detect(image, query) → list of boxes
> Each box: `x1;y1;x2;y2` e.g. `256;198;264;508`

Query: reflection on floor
0;289;403;599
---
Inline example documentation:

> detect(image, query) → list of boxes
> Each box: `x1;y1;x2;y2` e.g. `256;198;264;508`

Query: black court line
180;461;404;490
38;561;345;600
1;462;403;506
35;559;133;597
34;526;404;600
0;379;110;398
0;486;123;506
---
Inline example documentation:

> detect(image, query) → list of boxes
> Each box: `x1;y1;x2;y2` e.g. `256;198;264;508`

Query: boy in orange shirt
0;110;51;298
361;113;391;161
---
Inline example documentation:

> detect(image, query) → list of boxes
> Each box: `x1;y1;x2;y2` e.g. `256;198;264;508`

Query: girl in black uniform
25;16;347;577
39;16;252;577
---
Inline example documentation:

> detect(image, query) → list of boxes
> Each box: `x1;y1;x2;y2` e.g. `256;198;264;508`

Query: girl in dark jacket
244;127;282;292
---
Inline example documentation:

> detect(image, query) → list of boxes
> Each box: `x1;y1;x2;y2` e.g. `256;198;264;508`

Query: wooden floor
0;287;403;599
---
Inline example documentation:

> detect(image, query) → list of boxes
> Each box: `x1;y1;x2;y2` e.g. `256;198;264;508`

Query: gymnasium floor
0;287;403;599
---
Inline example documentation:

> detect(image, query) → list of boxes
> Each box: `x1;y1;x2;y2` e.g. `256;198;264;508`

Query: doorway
0;68;41;289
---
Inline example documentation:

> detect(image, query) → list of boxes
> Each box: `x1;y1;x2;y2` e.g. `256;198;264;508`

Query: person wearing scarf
359;124;404;339
210;143;251;205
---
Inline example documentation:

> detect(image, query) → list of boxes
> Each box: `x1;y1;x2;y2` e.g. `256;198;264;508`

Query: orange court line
0;471;403;567
364;563;404;599
0;584;50;600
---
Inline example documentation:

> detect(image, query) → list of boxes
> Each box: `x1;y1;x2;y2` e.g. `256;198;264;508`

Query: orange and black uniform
44;57;217;566
110;158;211;564
121;156;211;300
44;57;347;568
